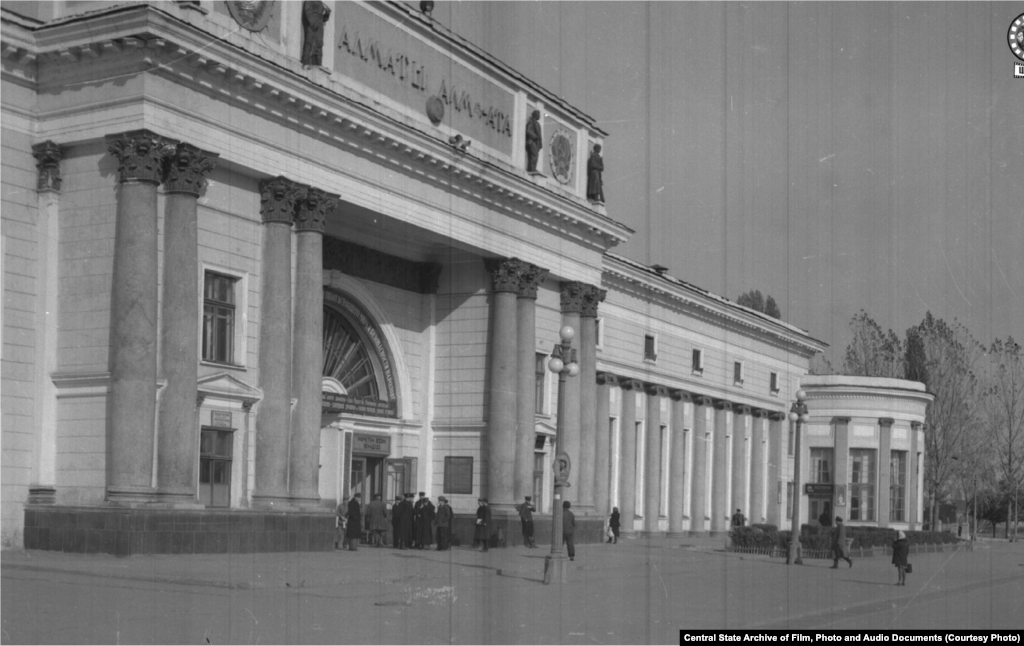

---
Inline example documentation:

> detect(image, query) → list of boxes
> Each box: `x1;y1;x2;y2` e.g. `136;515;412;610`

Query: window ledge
201;360;247;371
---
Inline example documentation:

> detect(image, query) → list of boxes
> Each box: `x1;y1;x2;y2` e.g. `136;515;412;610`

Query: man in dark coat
608;507;620;544
731;509;746;528
517;496;536;548
396;493;415;549
344;493;363;551
366;494;388;547
586;144;604;202
562;500;576;561
413;492;427;548
525;109;542;173
831;516;853;568
435;496;453;550
417;496;436;549
474;498;492;552
390;496;402;548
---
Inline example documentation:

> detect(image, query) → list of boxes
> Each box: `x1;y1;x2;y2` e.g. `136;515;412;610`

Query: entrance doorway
350;456;385;501
810;497;833;525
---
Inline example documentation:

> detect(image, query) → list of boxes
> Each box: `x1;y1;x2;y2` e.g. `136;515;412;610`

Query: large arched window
322;305;381;400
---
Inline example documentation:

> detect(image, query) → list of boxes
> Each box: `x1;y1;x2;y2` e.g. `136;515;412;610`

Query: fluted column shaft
106;131;170;502
710;401;732;534
158;143;218;501
594;373;616;515
514;263;548;504
617;380;641;537
689;397;710;535
878;418;894;528
559;282;585;508
253;177;300;507
289;187;337;504
749;410;767;525
643;384;666;535
731;405;750;522
909;422;921;530
766;414;784;527
667;392;688;535
577;285;604;515
486;258;522;513
833;416;851;522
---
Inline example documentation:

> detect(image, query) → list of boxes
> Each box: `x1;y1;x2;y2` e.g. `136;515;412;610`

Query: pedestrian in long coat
413;492;426;548
892;530;909;586
366;494;388;547
475;498;492;551
562;501;576;561
608;507;620;544
417;497;436;549
435;496;453;550
344;493;363;551
396;493;415;549
831;516;853;568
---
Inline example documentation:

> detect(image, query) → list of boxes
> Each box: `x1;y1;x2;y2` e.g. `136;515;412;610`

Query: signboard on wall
805;483;834;495
352;432;391;456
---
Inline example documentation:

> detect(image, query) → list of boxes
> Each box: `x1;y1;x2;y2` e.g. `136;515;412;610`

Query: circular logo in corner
1009;13;1024;62
548;130;574;185
227;1;275;33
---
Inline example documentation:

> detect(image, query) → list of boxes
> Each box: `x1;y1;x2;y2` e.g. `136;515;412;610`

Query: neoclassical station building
0;0;860;554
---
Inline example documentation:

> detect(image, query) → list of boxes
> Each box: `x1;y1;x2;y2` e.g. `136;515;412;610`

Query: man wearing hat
474;498;492;552
417;494;436;549
395;493;415;549
435;496;453;551
562;500;576;561
413;492;427;549
344;492;363;551
517;495;536;548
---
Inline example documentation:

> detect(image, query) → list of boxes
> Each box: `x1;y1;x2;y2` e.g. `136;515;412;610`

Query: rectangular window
595;317;604;349
443;456;473;494
203;272;237;364
535;353;547;414
733;361;744;384
199;427;233;507
890;451;907;522
635;421;645;517
849;449;876;521
810;448;833;484
692;348;704;373
770;372;780;394
644;334;657;362
533;452;545;512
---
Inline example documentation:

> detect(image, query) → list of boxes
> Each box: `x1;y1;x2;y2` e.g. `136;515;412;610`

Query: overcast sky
426;1;1024;366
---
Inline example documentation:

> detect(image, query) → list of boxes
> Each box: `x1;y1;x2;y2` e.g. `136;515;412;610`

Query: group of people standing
335;491;455;551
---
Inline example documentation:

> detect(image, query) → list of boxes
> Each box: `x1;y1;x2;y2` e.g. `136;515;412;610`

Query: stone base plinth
23;506;335;556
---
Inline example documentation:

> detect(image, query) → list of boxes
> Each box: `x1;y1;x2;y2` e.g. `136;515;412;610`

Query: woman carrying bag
892;530;910;586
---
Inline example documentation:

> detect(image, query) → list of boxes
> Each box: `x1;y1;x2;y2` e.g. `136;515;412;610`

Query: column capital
596;372;619;387
620;378;643;392
295;186;339;233
579;284;607;318
32;140;64;192
644;383;668;398
559;281;586;313
516;262;549;299
669;390;690;402
692;395;713;407
832;416;851;425
485;257;527;293
164;142;218;196
734;404;752;415
767;411;787;422
910;421;923;431
259;176;304;225
107;130;175;185
878;417;895;427
713;399;732;411
751;408;769;419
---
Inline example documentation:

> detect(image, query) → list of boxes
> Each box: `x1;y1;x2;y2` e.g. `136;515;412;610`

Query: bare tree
986;337;1024;540
841;309;905;378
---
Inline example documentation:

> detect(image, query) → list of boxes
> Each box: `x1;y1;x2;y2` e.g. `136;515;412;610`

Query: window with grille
849;449;876;521
535;353;547;414
199;427;233;507
890;451;907;522
203;272;237;364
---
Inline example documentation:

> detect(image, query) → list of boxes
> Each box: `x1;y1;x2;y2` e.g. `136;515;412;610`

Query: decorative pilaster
617;379;642;537
253;177;302;508
832;417;851;521
105;130;174;503
710;400;732;534
577;284;605;515
290;187;338;506
514;262;549;505
594;372;618;515
157;143;218;503
559;282;585;512
878;417;894;527
749;409;768;525
643;384;667;536
667;390;689;537
766;412;786;527
485;257;526;512
731;405;751;524
909;421;922;530
689;395;711;535
28;142;65;506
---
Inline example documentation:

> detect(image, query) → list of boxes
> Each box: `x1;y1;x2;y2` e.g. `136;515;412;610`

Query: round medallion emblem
426;96;445;126
548;130;574;185
1009;13;1024;62
226;1;275;33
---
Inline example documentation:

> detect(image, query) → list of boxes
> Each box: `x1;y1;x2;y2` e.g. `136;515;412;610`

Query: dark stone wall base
450;515;608;548
23;506;335;556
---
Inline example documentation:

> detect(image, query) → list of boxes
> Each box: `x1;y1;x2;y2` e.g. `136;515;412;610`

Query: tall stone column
485;258;523;513
289;187;337;505
878;418;894;528
689;396;711;535
833;417;851;522
617;379;642;537
749;409;767;525
710;400;732;534
577;284;605;515
29;142;64;505
667;391;688;537
909;421;921;530
766;412;785;527
157;143;218;503
731;405;750;523
253;177;301;508
106;130;172;503
643;384;667;536
513;263;548;504
559;282;585;508
594;373;617;515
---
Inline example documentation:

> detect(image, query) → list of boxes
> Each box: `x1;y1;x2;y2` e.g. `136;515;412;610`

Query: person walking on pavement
518;496;536;547
435;496;453;550
417;495;436;549
892;530;909;585
831;516;853;568
365;494;388;547
731;509;746;528
475;498;492;551
344;493;363;551
563;500;576;561
608;507;620;544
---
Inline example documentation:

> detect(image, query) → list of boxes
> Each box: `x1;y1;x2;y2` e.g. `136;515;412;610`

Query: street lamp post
787;390;809;565
543;325;579;585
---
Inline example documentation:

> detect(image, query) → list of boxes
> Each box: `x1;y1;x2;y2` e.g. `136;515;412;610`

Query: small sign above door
352;432;391;456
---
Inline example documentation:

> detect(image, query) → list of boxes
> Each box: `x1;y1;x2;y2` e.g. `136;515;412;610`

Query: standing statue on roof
586;143;604;203
526;110;543;173
301;1;331;67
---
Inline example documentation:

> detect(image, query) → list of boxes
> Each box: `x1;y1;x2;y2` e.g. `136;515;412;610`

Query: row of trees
820;310;1023;539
